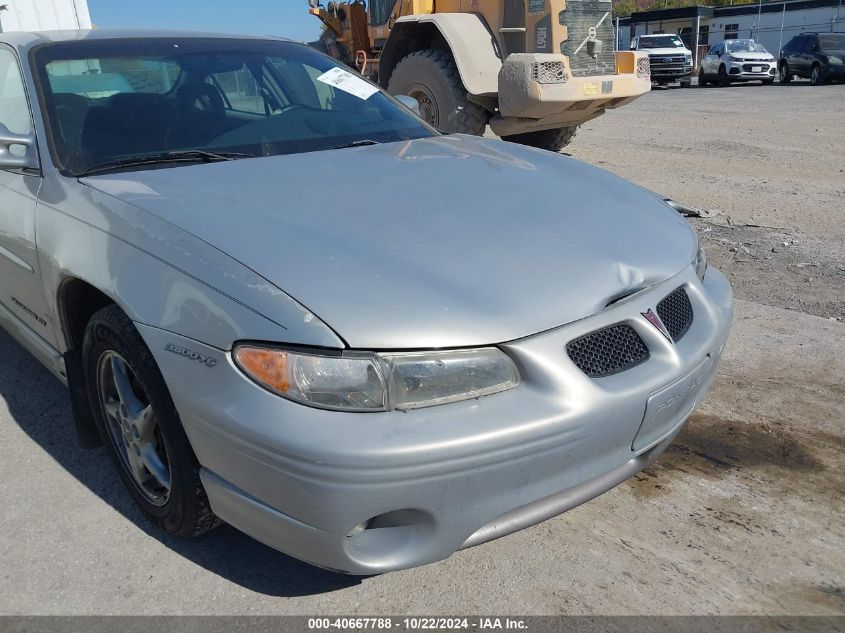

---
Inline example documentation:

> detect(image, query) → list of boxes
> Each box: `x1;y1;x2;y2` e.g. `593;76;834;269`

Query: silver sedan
0;30;732;574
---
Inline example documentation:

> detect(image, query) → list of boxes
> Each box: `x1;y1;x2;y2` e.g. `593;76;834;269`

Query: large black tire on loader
501;126;579;152
387;49;488;135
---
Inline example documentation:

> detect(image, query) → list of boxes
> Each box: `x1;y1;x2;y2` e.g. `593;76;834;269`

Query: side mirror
396;94;421;116
0;123;38;171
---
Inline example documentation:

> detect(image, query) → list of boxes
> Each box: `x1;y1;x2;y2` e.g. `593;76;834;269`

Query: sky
87;0;322;43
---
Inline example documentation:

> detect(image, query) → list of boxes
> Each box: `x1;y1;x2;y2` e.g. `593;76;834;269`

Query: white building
618;0;844;64
0;0;92;32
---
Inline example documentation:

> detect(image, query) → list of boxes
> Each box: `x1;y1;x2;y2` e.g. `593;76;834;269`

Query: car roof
0;29;292;54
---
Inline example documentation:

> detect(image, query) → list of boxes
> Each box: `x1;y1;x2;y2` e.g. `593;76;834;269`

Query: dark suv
779;33;845;85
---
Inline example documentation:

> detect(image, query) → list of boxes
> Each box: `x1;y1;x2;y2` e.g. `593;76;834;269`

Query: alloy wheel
96;351;172;506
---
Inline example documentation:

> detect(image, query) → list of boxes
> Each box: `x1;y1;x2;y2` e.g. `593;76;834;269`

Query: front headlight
694;244;708;281
729;55;741;62
685;54;692;64
234;345;520;412
828;55;843;65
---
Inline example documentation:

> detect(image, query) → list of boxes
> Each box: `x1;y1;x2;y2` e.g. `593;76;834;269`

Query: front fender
35;176;345;352
383;13;502;96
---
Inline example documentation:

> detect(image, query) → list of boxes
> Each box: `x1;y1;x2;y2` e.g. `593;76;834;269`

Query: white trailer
0;0;92;32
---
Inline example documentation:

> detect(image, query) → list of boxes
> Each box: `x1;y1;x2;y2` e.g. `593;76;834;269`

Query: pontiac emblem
642;309;672;342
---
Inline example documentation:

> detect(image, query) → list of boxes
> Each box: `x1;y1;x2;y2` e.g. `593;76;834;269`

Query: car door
792;35;813;77
0;46;53;351
703;43;721;76
802;35;821;76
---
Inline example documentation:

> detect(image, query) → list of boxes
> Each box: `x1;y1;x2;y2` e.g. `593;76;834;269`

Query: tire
717;65;730;87
779;62;792;83
83;304;219;538
501;126;579;152
387;49;488;135
679;79;692;88
810;64;825;86
698;68;708;87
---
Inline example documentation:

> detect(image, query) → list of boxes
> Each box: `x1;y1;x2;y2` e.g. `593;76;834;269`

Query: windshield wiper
329;139;382;151
78;150;256;176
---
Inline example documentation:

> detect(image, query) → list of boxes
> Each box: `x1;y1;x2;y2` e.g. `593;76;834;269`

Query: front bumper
138;266;733;575
491;52;651;135
650;64;693;83
727;61;777;80
825;64;845;79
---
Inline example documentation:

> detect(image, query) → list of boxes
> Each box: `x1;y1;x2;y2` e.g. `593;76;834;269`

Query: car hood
82;135;696;349
644;47;691;55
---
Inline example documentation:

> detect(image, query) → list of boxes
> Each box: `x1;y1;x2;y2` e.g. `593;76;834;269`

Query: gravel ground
1;82;843;617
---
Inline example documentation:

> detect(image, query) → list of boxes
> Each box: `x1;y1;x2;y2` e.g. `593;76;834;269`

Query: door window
0;48;33;136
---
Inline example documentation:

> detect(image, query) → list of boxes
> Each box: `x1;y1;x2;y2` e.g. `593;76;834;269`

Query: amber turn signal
233;346;290;393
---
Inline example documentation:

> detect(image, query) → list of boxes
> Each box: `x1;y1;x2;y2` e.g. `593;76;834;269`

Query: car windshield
818;34;845;50
33;37;436;176
725;40;768;53
638;36;684;48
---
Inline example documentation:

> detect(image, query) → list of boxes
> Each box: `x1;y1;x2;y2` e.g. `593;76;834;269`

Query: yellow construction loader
308;0;651;151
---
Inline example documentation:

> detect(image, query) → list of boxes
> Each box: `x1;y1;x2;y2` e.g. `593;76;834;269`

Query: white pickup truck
630;34;694;88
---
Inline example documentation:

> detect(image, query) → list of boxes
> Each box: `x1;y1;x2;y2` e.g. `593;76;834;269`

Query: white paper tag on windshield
316;67;379;100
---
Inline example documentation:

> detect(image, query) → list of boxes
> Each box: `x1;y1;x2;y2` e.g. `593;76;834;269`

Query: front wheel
387;49;488;135
83;304;219;538
717;65;730;87
779;62;792;83
698;68;709;87
502;126;579;152
810;64;825;86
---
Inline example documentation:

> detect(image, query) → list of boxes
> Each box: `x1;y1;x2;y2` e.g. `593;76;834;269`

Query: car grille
559;0;617;77
656;287;694;342
648;55;690;74
649;55;686;64
566;323;649;378
742;63;771;72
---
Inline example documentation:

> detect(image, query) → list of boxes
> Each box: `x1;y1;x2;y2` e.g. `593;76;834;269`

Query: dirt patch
790;584;845;613
670;413;825;473
624;412;830;499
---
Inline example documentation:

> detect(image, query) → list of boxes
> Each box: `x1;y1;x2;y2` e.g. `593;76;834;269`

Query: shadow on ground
0;328;360;597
